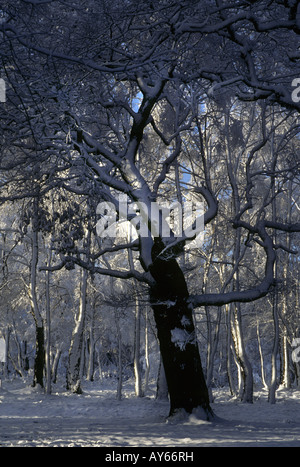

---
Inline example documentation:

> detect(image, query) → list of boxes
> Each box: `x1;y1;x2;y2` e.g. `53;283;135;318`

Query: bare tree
0;0;299;419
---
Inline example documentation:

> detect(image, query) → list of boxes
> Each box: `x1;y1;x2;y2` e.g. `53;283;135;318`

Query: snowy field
0;378;299;447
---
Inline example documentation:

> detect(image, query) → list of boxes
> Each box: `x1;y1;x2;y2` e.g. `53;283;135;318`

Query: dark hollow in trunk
149;241;213;420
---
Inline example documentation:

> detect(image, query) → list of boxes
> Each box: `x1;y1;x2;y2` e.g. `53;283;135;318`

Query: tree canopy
0;0;299;415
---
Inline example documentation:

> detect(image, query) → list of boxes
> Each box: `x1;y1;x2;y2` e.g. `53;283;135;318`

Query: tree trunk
280;178;292;389
96;345;103;382
12;327;24;377
294;361;300;388
231;302;253;403
134;293;143;397
225;304;236;396
51;348;61;384
269;172;279;404
149;241;213;420
256;320;268;389
30;203;45;389
115;310;123;401
269;291;279;404
4;327;10;379
205;306;221;402
87;327;95;382
34;326;45;388
23;341;29;372
128;248;143;397
67;267;87;394
143;307;151;395
45;248;52;395
156;357;169;401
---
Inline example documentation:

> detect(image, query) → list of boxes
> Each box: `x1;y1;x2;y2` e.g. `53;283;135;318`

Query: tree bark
34;326;45;389
280;178;293;389
257;320;268;389
143;307;151;395
45;245;52;395
86;327;95;382
30;200;45;389
66;267;87;394
115;310;123;401
268;162;280;404
51;348;61;384
128;248;143;397
269;292;279;403
205;306;221;402
225;304;236;396
149;240;213;420
4;327;10;379
156;357;169;401
231;302;253;403
134;293;143;397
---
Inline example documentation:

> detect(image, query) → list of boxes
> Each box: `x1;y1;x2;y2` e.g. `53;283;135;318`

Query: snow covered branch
190;220;277;308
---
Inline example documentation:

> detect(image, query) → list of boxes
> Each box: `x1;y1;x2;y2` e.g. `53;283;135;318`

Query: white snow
171;328;196;351
180;316;190;328
0;378;299;447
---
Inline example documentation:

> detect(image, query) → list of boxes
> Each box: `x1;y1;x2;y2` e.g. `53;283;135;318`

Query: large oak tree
0;0;299;418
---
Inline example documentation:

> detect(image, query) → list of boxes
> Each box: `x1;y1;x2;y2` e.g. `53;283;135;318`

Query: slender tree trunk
67;267;88;394
33;326;45;389
232;302;253;403
45;246;52;395
51;348;61;384
205;306;213;402
134;293;143;397
4;327;10;379
79;334;85;383
96;345;103;382
156;357;169;401
268;169;279;404
230;324;243;397
87;327;95;382
294;362;300;388
115;310;123;401
86;291;96;382
225;304;236;396
149;241;213;419
280;178;292;389
205;306;221;402
22;341;29;372
269;291;280;404
144;307;151;395
30;201;45;389
256;320;268;389
12;325;25;378
128;248;143;397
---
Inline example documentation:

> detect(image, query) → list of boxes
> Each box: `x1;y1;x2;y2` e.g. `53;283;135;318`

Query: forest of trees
0;0;299;420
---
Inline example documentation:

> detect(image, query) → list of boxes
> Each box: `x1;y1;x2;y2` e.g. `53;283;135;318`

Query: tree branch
190;220;276;307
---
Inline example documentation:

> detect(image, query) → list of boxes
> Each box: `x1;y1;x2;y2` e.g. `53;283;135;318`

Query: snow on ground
0;378;299;447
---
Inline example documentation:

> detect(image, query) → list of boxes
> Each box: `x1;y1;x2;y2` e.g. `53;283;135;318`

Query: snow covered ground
0;378;299;447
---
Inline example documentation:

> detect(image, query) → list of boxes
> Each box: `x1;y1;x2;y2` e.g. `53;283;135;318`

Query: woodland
0;0;299;422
